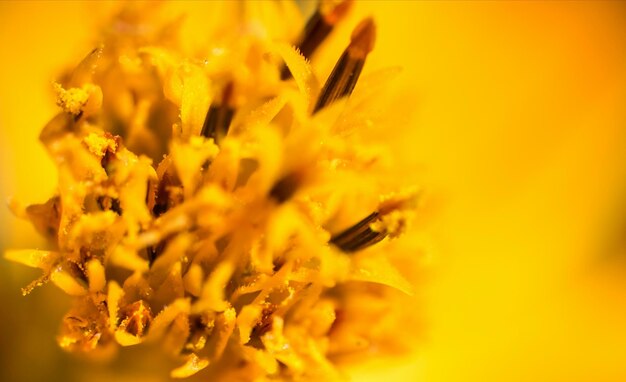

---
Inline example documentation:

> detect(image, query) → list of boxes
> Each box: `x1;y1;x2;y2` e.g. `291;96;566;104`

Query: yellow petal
109;246;149;272
147;298;191;341
273;42;319;109
231;95;287;135
86;258;106;292
107;281;124;330
69;44;104;86
209;307;236;360
349;254;414;296
236;304;263;345
183;263;204;297
49;264;88;296
115;330;143;347
171;136;219;196
194;261;234;313
170;353;209;379
242;346;279;375
4;249;58;269
179;63;212;138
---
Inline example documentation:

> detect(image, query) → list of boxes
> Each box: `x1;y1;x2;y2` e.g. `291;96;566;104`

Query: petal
170;353;209;379
50;264;88;296
107;281;124;330
4;249;58;269
273;42;319;110
86;259;106;292
348;254;414;296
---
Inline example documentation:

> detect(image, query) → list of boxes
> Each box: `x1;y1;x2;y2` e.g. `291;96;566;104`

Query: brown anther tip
321;0;353;25
349;17;376;58
269;171;305;204
222;81;234;106
201;81;236;141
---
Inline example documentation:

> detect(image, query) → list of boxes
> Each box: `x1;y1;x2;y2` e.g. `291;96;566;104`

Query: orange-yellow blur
1;1;626;381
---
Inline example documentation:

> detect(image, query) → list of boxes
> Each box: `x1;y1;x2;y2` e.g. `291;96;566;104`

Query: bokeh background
1;1;626;381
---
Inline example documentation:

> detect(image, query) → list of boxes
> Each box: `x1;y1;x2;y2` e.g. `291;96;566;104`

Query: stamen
331;190;419;252
152;166;182;217
269;171;305;204
201;82;235;143
147;241;166;266
97;195;122;215
118;300;152;337
281;0;353;79
329;211;386;252
313;17;376;113
251;305;277;338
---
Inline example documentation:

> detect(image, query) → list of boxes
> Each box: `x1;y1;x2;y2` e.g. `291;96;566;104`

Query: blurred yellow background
1;1;626;381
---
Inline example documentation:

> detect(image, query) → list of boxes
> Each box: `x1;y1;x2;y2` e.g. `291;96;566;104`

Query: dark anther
313;17;376;113
97;195;123;215
329;211;387;252
269;171;304;204
201;82;235;144
147;240;166;266
280;0;353;79
151;164;182;218
251;306;277;338
73;110;84;122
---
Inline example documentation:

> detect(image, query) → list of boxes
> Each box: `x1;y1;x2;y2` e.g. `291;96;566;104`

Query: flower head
6;1;421;380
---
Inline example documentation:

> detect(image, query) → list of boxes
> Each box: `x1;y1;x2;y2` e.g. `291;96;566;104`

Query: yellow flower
5;1;421;380
5;1;623;382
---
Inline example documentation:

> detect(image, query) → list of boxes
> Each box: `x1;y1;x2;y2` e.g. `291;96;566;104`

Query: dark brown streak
329;211;387;252
346;229;386;252
269;171;304;204
201;82;235;143
280;11;331;79
313;50;364;113
330;211;378;244
312;17;375;114
147;240;167;267
281;0;353;80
